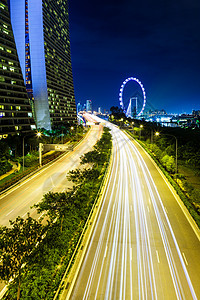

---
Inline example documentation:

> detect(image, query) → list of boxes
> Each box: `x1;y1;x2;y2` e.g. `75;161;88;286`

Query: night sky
69;0;200;114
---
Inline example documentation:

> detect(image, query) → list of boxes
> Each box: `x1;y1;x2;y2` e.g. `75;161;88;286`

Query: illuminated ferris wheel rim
119;77;146;117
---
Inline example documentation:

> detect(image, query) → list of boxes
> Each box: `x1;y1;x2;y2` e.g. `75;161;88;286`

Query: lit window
0;112;5;117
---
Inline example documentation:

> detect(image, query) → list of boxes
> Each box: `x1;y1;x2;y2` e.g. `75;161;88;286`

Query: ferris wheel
119;77;146;118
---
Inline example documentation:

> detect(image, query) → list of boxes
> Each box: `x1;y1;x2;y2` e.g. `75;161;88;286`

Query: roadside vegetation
0;127;112;300
109;107;200;227
0;125;86;192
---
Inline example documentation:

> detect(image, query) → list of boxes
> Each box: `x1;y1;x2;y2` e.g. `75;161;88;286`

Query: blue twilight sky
69;0;200;114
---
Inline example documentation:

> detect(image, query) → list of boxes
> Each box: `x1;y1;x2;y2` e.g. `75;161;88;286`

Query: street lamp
36;132;42;138
22;132;42;171
131;121;134;133
140;124;143;139
36;132;42;167
155;132;178;175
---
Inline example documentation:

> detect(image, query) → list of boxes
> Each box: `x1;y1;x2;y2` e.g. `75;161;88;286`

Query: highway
0;125;102;227
69;124;200;300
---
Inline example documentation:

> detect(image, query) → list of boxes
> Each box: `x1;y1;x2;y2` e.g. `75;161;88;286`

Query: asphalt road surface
0;125;103;296
70;124;200;300
0;125;102;227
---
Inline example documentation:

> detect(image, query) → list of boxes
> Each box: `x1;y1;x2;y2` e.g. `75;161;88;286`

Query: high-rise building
9;0;77;130
0;0;35;136
77;102;82;113
86;100;92;113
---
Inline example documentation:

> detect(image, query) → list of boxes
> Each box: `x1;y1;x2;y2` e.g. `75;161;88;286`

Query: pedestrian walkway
0;161;20;181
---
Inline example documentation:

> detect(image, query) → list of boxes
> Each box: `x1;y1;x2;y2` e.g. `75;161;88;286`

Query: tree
34;192;73;231
68;168;100;184
110;106;126;120
0;140;10;159
161;154;175;173
80;150;106;166
149;143;162;160
0;215;44;300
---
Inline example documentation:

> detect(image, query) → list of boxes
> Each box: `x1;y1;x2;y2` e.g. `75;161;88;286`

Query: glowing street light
140;124;143;139
36;131;42;138
36;132;43;167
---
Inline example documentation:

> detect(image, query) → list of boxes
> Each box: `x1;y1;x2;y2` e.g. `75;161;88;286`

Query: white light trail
73;125;198;300
124;130;197;300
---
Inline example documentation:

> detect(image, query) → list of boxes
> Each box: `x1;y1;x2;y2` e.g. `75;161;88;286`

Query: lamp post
131;121;134;132
36;132;42;166
70;126;74;137
140;124;143;139
155;132;178;174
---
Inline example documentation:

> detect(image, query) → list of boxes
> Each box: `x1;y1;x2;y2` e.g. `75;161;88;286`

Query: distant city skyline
69;0;200;115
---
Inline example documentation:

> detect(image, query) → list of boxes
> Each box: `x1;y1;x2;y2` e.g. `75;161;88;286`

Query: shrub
0;157;12;176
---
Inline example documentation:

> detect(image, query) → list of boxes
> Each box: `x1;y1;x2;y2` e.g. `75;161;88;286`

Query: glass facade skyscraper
9;0;77;130
0;0;35;136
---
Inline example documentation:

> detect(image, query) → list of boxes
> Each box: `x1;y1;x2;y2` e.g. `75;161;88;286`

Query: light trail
82;133;121;299
125;129;197;300
70;125;199;300
125;138;158;299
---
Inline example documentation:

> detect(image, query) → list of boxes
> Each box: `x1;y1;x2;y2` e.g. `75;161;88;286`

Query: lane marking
104;245;108;258
39;212;45;220
182;252;188;266
130;247;132;261
156;250;160;263
6;209;14;216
